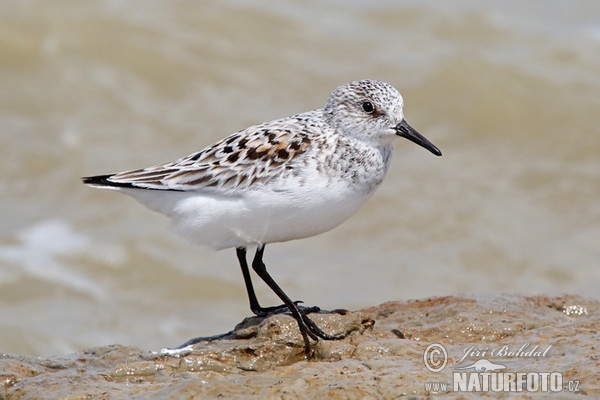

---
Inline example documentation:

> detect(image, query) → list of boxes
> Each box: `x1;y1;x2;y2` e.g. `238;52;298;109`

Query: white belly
119;181;374;250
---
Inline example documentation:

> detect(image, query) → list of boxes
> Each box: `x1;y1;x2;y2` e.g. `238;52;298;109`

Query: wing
83;118;314;193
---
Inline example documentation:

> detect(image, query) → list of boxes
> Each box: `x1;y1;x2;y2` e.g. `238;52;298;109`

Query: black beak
395;120;442;156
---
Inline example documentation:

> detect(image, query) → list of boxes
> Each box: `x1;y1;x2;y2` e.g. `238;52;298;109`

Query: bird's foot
252;301;320;318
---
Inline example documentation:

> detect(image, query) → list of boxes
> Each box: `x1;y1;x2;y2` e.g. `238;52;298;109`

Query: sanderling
83;79;441;355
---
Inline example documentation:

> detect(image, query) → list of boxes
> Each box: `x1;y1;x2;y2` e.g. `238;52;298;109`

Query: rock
1;294;598;399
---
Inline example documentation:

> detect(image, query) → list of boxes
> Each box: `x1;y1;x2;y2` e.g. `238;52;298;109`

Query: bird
82;79;442;354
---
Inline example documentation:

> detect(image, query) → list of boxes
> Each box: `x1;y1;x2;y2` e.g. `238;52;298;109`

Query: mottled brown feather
106;127;314;192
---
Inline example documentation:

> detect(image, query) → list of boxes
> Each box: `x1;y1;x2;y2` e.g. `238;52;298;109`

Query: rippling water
1;1;599;356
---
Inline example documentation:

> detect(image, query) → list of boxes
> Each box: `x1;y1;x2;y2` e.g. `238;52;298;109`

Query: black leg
175;245;342;354
237;247;319;317
250;244;342;349
237;247;266;316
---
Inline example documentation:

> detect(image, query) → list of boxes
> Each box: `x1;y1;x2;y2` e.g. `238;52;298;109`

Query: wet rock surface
1;294;598;399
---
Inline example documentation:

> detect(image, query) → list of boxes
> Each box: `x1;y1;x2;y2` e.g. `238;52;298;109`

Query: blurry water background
1;0;599;356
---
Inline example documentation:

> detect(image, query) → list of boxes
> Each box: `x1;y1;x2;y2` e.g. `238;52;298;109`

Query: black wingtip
82;174;110;185
82;174;136;189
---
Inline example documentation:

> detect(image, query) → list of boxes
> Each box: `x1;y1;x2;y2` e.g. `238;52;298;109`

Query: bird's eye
361;101;375;114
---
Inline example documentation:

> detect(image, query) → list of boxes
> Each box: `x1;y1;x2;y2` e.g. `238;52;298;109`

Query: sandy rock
1;294;598;399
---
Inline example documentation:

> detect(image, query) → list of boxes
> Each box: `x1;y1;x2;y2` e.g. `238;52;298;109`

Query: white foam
158;345;193;357
0;220;105;299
